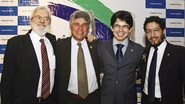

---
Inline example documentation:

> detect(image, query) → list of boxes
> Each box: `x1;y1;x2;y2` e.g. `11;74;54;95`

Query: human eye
123;25;130;29
35;15;42;20
154;29;160;33
146;30;151;34
44;17;50;21
82;23;88;28
113;24;120;28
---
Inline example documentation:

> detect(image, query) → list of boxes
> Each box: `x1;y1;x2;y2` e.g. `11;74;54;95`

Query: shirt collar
30;31;47;43
113;37;128;47
71;37;87;47
151;40;167;51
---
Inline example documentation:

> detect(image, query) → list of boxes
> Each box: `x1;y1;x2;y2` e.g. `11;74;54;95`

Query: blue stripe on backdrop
0;64;3;73
0;26;17;35
166;28;184;37
166;9;184;19
18;0;39;6
146;0;166;9
18;16;30;26
0;45;6;54
0;6;18;16
48;2;112;40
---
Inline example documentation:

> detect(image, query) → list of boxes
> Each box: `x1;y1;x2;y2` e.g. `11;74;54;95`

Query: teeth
117;33;124;36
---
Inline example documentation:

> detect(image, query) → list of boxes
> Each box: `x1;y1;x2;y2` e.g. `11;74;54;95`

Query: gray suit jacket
98;39;144;104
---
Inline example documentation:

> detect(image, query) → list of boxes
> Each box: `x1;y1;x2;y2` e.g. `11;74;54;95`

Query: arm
0;38;17;104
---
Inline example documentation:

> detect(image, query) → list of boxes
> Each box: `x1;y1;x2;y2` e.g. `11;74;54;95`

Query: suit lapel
106;40;118;64
65;38;72;84
120;40;134;65
22;31;40;79
158;43;171;76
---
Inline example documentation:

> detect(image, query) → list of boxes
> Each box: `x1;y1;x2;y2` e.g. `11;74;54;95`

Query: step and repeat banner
0;0;184;103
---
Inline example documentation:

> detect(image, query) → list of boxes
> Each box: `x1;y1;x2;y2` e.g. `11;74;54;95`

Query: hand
87;33;96;42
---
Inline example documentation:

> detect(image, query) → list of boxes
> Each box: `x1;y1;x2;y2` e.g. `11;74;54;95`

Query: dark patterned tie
116;44;124;64
148;47;158;101
40;39;50;99
77;43;88;99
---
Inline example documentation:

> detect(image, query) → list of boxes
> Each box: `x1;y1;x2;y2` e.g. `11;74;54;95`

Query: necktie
77;43;88;99
116;44;124;64
40;39;50;99
148;47;158;100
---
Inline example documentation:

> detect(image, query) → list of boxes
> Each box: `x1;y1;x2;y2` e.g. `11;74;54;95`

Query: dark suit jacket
54;37;100;104
0;30;56;104
141;42;185;104
98;39;144;104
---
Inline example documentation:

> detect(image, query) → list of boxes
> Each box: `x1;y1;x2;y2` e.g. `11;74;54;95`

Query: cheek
46;21;51;25
146;35;151;39
83;28;89;33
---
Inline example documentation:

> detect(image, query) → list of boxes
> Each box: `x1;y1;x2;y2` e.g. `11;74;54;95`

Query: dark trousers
141;92;162;104
65;90;100;104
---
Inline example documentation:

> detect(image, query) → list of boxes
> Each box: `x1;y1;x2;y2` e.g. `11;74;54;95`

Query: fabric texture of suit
0;30;56;104
98;39;144;104
141;42;185;104
54;37;100;104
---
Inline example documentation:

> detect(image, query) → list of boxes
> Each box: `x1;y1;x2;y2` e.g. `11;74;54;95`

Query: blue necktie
116;44;124;64
148;47;158;100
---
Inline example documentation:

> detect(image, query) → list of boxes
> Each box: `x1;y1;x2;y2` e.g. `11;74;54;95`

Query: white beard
31;23;50;37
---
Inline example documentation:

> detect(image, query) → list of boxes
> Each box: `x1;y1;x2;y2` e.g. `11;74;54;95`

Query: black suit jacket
141;42;185;104
0;30;56;104
54;37;100;104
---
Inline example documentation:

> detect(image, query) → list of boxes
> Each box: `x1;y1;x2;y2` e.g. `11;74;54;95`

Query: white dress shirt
68;37;98;94
29;31;56;97
143;40;167;98
113;37;128;55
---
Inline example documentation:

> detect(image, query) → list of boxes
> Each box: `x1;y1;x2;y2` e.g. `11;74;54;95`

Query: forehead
146;22;160;29
33;9;49;16
72;18;88;23
114;19;128;25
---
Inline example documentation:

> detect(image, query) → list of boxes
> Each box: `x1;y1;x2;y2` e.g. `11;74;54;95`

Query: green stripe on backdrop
70;0;113;27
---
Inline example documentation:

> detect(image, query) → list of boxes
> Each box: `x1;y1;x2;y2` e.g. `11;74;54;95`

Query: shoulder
56;37;71;46
167;43;185;52
98;39;112;47
129;40;144;49
46;33;56;40
7;35;27;44
57;37;71;42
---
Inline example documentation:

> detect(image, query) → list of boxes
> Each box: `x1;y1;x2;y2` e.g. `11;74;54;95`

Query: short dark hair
143;16;165;32
111;10;133;29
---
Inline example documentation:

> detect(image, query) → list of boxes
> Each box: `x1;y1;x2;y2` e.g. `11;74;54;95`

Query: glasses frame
32;15;51;22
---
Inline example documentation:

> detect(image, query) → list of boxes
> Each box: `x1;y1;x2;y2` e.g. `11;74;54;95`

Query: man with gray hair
0;6;56;104
54;10;100;104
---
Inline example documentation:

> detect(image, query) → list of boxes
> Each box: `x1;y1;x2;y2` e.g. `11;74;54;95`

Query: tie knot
40;39;44;43
153;47;158;52
116;44;124;50
77;43;82;47
155;47;158;51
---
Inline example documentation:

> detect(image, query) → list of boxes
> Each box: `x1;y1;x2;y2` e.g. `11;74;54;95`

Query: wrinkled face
145;22;165;47
70;18;89;42
112;19;131;42
30;9;51;37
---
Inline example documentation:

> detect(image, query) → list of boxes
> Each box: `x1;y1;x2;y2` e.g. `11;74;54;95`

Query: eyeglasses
32;15;51;22
145;28;161;34
113;24;130;29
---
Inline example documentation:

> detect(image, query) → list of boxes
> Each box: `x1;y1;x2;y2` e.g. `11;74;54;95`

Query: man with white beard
0;6;56;104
